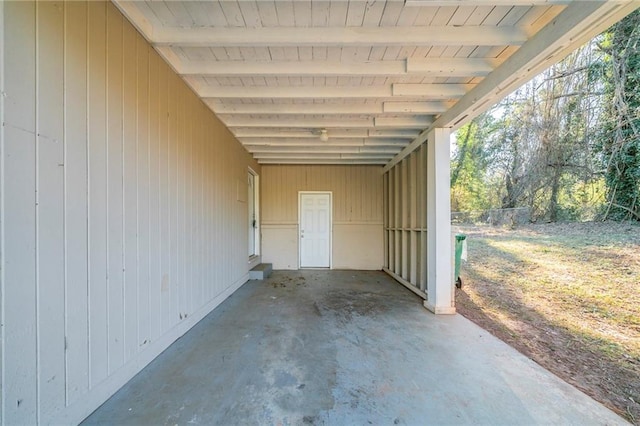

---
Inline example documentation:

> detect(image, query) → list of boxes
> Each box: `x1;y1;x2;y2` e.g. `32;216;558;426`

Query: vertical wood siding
383;145;428;298
0;2;259;424
262;165;383;270
262;165;383;224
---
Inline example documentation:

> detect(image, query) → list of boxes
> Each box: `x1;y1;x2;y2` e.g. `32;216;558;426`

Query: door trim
248;167;260;260
298;191;332;269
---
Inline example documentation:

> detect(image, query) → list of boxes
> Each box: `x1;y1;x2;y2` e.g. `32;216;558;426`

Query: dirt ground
453;221;640;424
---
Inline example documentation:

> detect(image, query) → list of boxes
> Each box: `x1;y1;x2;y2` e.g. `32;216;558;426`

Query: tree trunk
548;166;562;222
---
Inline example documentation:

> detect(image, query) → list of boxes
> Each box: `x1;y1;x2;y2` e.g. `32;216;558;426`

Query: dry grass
454;221;640;423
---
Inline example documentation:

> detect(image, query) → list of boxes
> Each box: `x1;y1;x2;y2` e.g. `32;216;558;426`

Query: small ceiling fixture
319;129;329;142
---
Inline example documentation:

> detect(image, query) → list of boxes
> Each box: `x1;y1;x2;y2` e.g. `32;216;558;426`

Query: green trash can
454;234;467;288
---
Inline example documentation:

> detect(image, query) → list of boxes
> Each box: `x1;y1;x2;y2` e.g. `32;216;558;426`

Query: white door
248;172;257;257
299;193;331;268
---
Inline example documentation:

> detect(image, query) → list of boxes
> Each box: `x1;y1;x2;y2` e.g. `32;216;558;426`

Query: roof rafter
114;0;639;166
406;58;494;76
222;116;433;129
383;101;454;114
385;0;640;171
231;128;421;139
231;128;370;138
251;153;399;160
257;159;390;165
151;26;527;47
208;102;385;115
374;117;434;128
238;138;410;146
222;117;374;128
392;84;470;97
249;148;401;155
171;58;494;77
184;60;405;76
200;85;469;99
209;101;451;115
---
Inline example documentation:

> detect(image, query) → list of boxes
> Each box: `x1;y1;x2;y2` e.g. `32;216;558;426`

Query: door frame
248;167;260;260
298;191;332;269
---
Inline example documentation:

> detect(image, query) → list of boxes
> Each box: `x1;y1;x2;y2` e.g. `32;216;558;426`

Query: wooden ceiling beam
392;84;470;98
250;148;400;155
210;101;451;115
232;128;422;139
368;129;422;138
208;102;384;115
251;154;400;160
151;26;527;47
200;85;468;99
201;86;392;99
222;117;375;128
238;138;409;146
374;117;434;128
184;60;406;76
223;116;432;129
231;128;370;138
170;58;494;77
406;58;494;76
257;159;389;165
383;101;453;114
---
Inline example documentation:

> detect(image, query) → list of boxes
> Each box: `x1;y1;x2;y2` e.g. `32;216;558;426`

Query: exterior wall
262;165;383;270
383;144;428;298
0;2;260;424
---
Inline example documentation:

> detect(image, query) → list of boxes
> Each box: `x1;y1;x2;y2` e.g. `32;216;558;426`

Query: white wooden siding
262;165;383;270
0;2;260;424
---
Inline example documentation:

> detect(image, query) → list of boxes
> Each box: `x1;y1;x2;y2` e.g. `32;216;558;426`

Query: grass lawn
454;221;640;424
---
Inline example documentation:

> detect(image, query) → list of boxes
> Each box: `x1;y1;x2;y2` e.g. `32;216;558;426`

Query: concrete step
249;263;272;280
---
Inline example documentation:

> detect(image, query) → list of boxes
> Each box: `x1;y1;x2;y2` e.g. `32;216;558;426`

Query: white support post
424;128;455;314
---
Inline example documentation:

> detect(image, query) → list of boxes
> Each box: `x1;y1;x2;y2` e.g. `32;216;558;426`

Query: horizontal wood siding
261;165;383;270
0;2;259;424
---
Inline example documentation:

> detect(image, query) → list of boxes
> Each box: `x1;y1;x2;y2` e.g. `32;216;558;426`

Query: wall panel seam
85;0;92;392
0;0;5;422
35;2;41;422
120;11;126;367
62;0;69;407
132;24;139;361
104;0;111;377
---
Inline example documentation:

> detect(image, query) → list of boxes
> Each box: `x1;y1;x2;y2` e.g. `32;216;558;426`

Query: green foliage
557;178;607;221
451;13;640;222
598;10;640;221
450;114;499;212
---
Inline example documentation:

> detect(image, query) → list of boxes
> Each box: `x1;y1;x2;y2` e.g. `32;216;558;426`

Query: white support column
424;128;455;314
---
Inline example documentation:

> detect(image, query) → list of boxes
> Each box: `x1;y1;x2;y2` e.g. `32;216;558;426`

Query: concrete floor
83;270;627;425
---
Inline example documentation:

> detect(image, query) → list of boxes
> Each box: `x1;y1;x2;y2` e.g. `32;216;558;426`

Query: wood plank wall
0;2;259;424
383;144;428;297
261;165;383;270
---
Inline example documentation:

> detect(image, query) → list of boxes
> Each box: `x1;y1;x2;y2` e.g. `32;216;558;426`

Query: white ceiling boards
113;0;639;165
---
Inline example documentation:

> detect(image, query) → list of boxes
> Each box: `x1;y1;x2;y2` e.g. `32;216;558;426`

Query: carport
83;271;626;425
1;1;638;424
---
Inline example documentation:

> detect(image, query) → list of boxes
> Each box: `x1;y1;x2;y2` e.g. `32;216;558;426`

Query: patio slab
82;270;627;425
